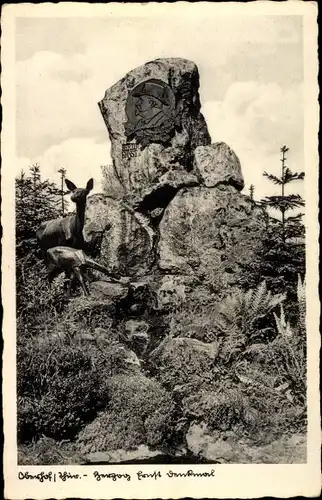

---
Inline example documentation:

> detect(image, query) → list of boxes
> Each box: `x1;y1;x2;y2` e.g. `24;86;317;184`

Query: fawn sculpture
36;178;93;252
46;246;121;296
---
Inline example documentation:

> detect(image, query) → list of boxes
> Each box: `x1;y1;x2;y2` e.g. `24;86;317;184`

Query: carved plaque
124;79;178;148
122;143;139;159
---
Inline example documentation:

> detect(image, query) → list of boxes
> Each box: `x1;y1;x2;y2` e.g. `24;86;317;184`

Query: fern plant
215;281;285;364
273;274;306;341
274;304;293;338
297;274;306;336
240;275;306;406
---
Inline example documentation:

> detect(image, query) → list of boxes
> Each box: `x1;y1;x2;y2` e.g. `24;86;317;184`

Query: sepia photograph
1;2;320;499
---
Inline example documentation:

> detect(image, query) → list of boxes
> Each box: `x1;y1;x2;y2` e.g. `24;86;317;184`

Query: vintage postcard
1;2;320;498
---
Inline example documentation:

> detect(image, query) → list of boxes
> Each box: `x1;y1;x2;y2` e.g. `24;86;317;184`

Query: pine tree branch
262;194;305;210
283;168;305;183
285;213;305;221
263;172;283;185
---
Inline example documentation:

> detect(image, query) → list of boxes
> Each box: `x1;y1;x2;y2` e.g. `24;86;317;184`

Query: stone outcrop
90;280;129;301
185;424;307;464
84;193;154;276
86;279;157;318
193;142;244;190
158;184;265;286
86;58;265;289
83;445;164;464
99;58;210;212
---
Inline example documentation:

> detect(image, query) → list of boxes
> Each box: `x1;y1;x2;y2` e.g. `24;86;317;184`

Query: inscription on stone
122;143;139;159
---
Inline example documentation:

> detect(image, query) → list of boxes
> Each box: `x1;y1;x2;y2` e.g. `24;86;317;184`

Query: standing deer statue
36;178;93;251
46;246;121;296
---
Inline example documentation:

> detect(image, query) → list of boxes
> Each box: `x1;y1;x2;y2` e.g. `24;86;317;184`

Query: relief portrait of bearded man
124;79;179;148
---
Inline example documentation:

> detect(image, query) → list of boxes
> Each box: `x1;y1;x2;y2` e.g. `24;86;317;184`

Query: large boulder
186;424;306;464
83;193;154;276
90;280;129;301
90;58;264;286
83;444;164;464
193;142;244;190
158;184;265;288
98;58;211;212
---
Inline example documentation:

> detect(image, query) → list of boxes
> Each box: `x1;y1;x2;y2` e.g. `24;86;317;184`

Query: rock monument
84;58;265;286
98;58;211;209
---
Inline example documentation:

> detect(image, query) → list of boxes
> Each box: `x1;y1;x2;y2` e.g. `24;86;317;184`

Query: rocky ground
17;274;307;466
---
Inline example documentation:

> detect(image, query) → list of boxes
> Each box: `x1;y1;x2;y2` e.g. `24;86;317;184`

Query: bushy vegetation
152;276;307;445
16;148;307;464
77;375;176;454
17;323;143;442
149;337;219;391
16;165;72;330
17;337;105;441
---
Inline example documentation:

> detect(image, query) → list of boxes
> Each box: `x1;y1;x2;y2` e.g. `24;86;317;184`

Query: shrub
18;436;83;465
238;376;306;441
149;337;219;392
17;333;141;442
168;299;222;343
18;372;104;442
17;337;106;442
242;325;306;407
240;277;306;408
17;336;92;398
182;386;254;433
77;375;176;454
16;256;71;341
181;379;305;442
167;282;286;362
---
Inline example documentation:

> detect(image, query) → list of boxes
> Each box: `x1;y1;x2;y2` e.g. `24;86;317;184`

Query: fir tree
239;146;305;322
57;167;69;216
262;146;305;243
16;170;33;240
15;164;61;245
249;184;255;209
28;164;61;225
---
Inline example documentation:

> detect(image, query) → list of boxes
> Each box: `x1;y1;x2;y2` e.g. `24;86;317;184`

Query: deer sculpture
36;178;93;252
46;246;121;296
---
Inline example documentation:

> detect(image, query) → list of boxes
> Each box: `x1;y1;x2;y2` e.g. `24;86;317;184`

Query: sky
15;13;304;200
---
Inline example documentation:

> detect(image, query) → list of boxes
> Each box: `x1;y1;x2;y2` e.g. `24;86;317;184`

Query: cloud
202;81;304;200
15;15;304;201
16;40;162;158
17;138;111;193
16;14;303;154
16;51;110;158
16;15;303;62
